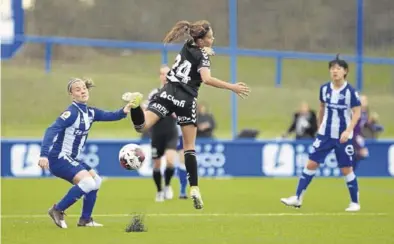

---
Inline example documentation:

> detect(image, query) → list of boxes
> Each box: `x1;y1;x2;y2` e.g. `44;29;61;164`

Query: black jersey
148;88;178;135
166;41;211;97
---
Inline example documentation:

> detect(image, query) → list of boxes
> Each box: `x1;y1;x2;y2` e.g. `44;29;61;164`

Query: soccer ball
119;144;145;170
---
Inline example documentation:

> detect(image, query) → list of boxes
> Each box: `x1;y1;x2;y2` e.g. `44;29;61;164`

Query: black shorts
147;83;197;126
151;130;178;159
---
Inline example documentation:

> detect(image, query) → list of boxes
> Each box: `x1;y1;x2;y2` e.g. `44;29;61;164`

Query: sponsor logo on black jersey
160;91;186;107
151;103;169;116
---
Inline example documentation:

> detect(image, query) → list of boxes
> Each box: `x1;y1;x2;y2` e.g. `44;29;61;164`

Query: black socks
184;150;198;187
130;107;145;132
153;169;162;192
164;167;175;186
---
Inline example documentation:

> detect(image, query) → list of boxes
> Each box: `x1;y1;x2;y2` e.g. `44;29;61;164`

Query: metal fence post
161;45;168;65
229;0;238;139
356;0;364;91
45;42;52;73
275;56;283;87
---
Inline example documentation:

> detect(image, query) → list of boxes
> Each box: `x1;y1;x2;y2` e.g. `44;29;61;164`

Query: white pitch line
0;213;389;219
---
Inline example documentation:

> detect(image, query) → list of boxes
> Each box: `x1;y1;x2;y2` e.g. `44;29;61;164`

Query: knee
165;150;176;166
341;167;353;176
77;177;97;193
306;160;319;170
93;175;103;190
153;159;161;169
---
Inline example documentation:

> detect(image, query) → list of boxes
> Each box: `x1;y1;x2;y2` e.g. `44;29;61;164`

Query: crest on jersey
60;111;71;120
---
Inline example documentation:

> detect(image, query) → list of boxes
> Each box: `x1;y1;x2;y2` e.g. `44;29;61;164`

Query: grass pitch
2;178;394;244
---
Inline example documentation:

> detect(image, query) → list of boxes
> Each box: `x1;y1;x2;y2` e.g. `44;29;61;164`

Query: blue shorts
309;134;355;168
176;136;183;151
49;155;92;183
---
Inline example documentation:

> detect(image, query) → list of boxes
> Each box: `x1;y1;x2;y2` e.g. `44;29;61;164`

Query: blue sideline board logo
2;140;394;178
1;0;24;59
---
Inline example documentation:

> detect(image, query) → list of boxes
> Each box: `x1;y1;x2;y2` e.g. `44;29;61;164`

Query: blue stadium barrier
15;35;394;74
2;139;393;178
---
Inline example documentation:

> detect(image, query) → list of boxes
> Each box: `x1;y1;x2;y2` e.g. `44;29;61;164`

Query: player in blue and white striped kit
38;78;134;228
281;55;362;212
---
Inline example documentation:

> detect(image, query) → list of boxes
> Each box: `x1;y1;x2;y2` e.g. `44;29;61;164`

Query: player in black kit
122;20;250;210
144;87;179;202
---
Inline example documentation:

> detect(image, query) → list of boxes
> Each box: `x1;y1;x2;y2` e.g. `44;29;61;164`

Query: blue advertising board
1;139;393;178
1;0;24;59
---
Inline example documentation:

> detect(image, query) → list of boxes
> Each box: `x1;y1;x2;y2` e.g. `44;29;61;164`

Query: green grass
2;178;394;244
2;49;394;138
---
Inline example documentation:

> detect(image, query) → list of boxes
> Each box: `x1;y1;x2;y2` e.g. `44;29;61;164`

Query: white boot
155;191;164;202
345;202;361;212
280;196;302;208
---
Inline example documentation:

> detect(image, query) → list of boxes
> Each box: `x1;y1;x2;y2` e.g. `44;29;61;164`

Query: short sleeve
319;86;324;103
197;50;211;72
351;90;361;108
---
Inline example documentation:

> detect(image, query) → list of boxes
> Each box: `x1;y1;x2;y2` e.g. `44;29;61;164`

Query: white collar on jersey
330;81;348;92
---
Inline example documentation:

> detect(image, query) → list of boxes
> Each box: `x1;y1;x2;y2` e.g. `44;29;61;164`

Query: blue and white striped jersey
40;102;127;159
318;82;361;139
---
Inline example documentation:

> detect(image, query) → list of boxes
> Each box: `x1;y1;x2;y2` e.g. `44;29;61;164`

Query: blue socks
296;168;316;199
55;177;100;219
346;172;359;203
81;190;98;220
295;167;359;204
178;165;188;196
55;185;85;211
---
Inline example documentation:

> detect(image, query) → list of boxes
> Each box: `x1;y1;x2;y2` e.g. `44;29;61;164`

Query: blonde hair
202;47;215;56
83;78;95;90
67;78;95;93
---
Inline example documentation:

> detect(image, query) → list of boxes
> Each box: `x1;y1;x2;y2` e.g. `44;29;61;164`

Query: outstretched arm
92;107;128;122
200;68;250;98
197;51;250;98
